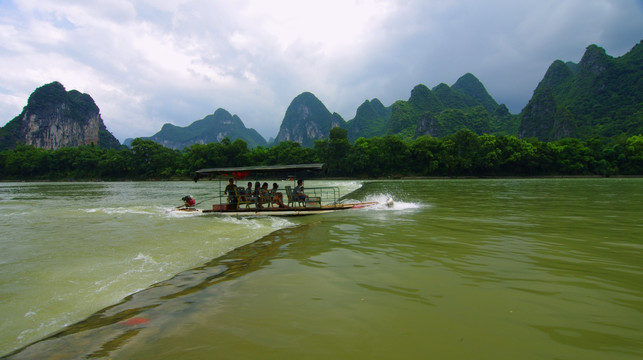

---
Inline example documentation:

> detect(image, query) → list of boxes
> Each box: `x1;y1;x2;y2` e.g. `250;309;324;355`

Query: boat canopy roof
195;163;326;180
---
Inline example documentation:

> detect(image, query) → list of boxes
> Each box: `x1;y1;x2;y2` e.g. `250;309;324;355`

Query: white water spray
345;193;423;211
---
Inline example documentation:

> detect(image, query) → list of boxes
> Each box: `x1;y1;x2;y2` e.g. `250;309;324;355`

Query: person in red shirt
182;195;196;207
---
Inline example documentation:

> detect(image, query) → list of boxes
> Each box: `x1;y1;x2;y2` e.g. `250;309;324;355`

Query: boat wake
345;193;423;211
85;207;156;215
165;207;205;217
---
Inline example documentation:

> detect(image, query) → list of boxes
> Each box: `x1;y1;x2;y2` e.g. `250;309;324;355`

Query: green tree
345;137;374;177
554;138;593;174
2;144;51;179
441;129;481;175
382;135;410;176
409;135;440;175
495;135;538;175
622;134;643;174
69;145;102;178
315;127;351;176
247;145;269;166
267;141;316;165
477;134;501;174
130;138;180;178
99;148;134;178
223;138;250;167
182;143;223;173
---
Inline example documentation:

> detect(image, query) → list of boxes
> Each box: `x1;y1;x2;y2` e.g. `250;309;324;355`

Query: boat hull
177;202;378;216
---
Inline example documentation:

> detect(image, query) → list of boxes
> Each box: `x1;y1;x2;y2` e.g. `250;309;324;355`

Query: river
1;178;641;359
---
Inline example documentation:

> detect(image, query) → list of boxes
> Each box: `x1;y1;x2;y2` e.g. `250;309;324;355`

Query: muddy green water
1;179;641;359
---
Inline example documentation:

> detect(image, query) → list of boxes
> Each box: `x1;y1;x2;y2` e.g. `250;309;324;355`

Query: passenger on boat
245;182;254;202
224;178;238;209
254;181;262;208
271;183;287;208
260;182;270;206
294;179;308;202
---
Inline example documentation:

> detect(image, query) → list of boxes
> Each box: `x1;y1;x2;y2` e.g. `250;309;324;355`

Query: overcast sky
1;0;641;142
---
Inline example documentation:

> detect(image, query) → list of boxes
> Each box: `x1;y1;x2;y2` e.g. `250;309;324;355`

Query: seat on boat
267;190;282;208
258;190;274;208
232;187;254;208
284;186;303;207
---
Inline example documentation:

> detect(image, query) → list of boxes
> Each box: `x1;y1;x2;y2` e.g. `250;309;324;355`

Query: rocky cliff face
21;103;101;149
415;111;442;138
519;87;558;140
275;92;346;147
0;81;121;150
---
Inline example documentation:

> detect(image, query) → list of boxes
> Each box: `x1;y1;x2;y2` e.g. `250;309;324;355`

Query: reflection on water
1;179;642;359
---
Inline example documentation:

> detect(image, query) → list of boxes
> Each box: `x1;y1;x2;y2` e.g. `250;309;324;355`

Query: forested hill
345;98;391;142
451;73;499;113
520;40;643;141
124;108;267;150
346;73;519;141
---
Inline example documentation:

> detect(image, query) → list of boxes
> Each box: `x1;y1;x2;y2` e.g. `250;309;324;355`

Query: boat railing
302;186;340;207
214;185;341;209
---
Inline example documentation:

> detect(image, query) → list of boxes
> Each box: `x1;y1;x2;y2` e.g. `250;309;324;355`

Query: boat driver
182;195;196;207
224;178;238;209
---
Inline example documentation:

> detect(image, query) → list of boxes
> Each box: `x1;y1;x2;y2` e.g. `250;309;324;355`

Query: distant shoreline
2;174;642;183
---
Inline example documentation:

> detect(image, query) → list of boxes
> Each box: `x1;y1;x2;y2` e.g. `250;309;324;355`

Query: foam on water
84;207;156;215
344;193;424;211
164;207;206;217
324;180;363;189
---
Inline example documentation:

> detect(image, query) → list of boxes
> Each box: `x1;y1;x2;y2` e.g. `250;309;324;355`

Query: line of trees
1;128;642;180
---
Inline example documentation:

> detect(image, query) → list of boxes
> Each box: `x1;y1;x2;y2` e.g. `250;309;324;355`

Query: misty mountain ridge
123;108;267;149
117;72;519;148
132;40;640;148
2;40;641;151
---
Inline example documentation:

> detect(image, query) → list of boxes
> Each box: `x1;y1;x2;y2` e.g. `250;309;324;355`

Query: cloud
0;0;641;142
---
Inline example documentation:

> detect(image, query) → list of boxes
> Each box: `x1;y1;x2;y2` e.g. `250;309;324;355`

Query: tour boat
177;163;387;216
